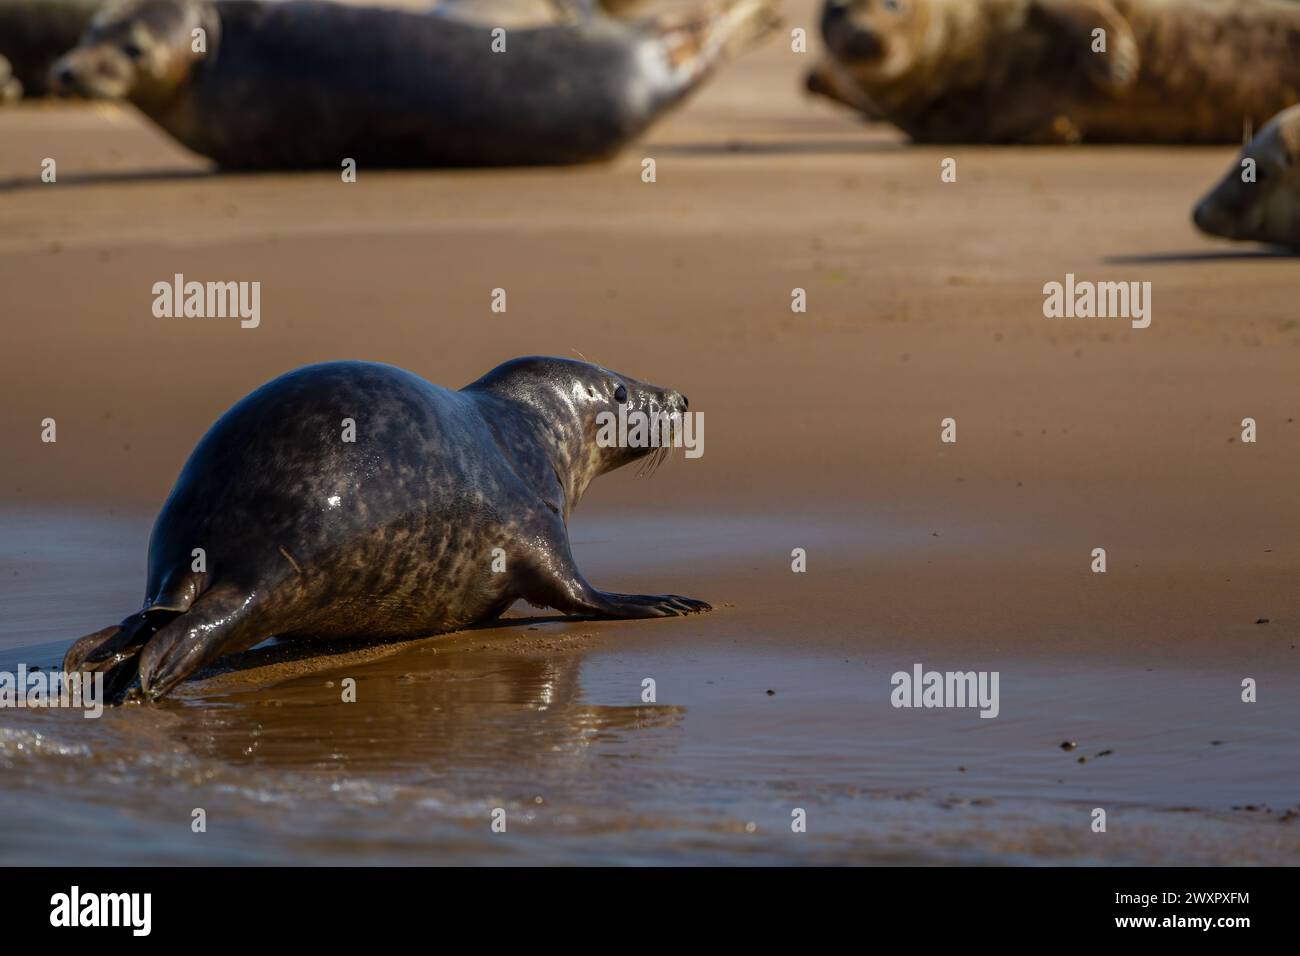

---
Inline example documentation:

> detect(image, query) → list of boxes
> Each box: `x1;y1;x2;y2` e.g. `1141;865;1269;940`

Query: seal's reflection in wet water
0;626;689;864
183;628;685;776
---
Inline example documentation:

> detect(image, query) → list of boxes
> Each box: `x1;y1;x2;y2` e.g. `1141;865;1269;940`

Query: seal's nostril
56;67;75;87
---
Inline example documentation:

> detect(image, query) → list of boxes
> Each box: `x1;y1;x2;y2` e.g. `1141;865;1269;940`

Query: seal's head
466;356;690;510
820;0;931;85
49;0;216;105
1194;106;1300;247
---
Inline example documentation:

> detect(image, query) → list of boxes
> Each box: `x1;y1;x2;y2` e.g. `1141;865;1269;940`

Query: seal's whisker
643;445;669;478
636;446;662;478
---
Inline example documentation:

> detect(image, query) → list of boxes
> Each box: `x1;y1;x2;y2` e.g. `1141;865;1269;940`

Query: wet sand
2;0;1299;864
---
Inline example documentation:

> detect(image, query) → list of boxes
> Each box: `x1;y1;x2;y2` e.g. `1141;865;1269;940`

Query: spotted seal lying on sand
63;358;711;701
1193;104;1300;249
50;0;776;167
809;0;1300;144
0;0;638;103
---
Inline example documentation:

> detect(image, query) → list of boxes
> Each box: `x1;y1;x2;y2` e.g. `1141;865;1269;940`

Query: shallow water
2;508;1298;865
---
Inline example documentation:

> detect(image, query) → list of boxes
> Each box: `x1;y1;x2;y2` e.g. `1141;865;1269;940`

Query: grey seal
810;0;1300;144
49;0;776;167
1193;104;1300;249
63;358;710;701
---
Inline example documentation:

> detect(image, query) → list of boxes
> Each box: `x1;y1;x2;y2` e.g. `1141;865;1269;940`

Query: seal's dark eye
613;384;628;404
883;0;901;10
122;42;143;61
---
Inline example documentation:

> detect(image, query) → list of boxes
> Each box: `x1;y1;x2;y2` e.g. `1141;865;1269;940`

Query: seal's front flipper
592;591;713;617
518;526;711;619
806;57;882;119
1033;0;1139;96
551;583;712;619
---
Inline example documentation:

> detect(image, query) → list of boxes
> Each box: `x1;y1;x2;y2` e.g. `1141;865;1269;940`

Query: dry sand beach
1;0;1299;864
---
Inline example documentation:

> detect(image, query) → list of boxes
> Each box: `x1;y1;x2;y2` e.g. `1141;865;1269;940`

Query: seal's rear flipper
62;610;178;703
649;0;781;92
137;587;265;700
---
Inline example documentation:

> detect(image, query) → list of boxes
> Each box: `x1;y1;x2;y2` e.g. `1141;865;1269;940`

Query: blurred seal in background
809;0;1300;144
50;0;777;167
1194;104;1300;249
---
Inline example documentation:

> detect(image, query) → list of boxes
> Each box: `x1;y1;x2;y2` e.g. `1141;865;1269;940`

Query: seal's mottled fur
51;0;776;167
63;358;709;701
810;0;1300;144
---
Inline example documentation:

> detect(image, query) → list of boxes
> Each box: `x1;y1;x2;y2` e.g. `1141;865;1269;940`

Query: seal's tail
649;0;781;89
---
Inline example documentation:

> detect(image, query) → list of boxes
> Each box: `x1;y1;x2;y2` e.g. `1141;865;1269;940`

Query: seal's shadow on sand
0;168;215;193
654;137;901;157
1105;248;1297;263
